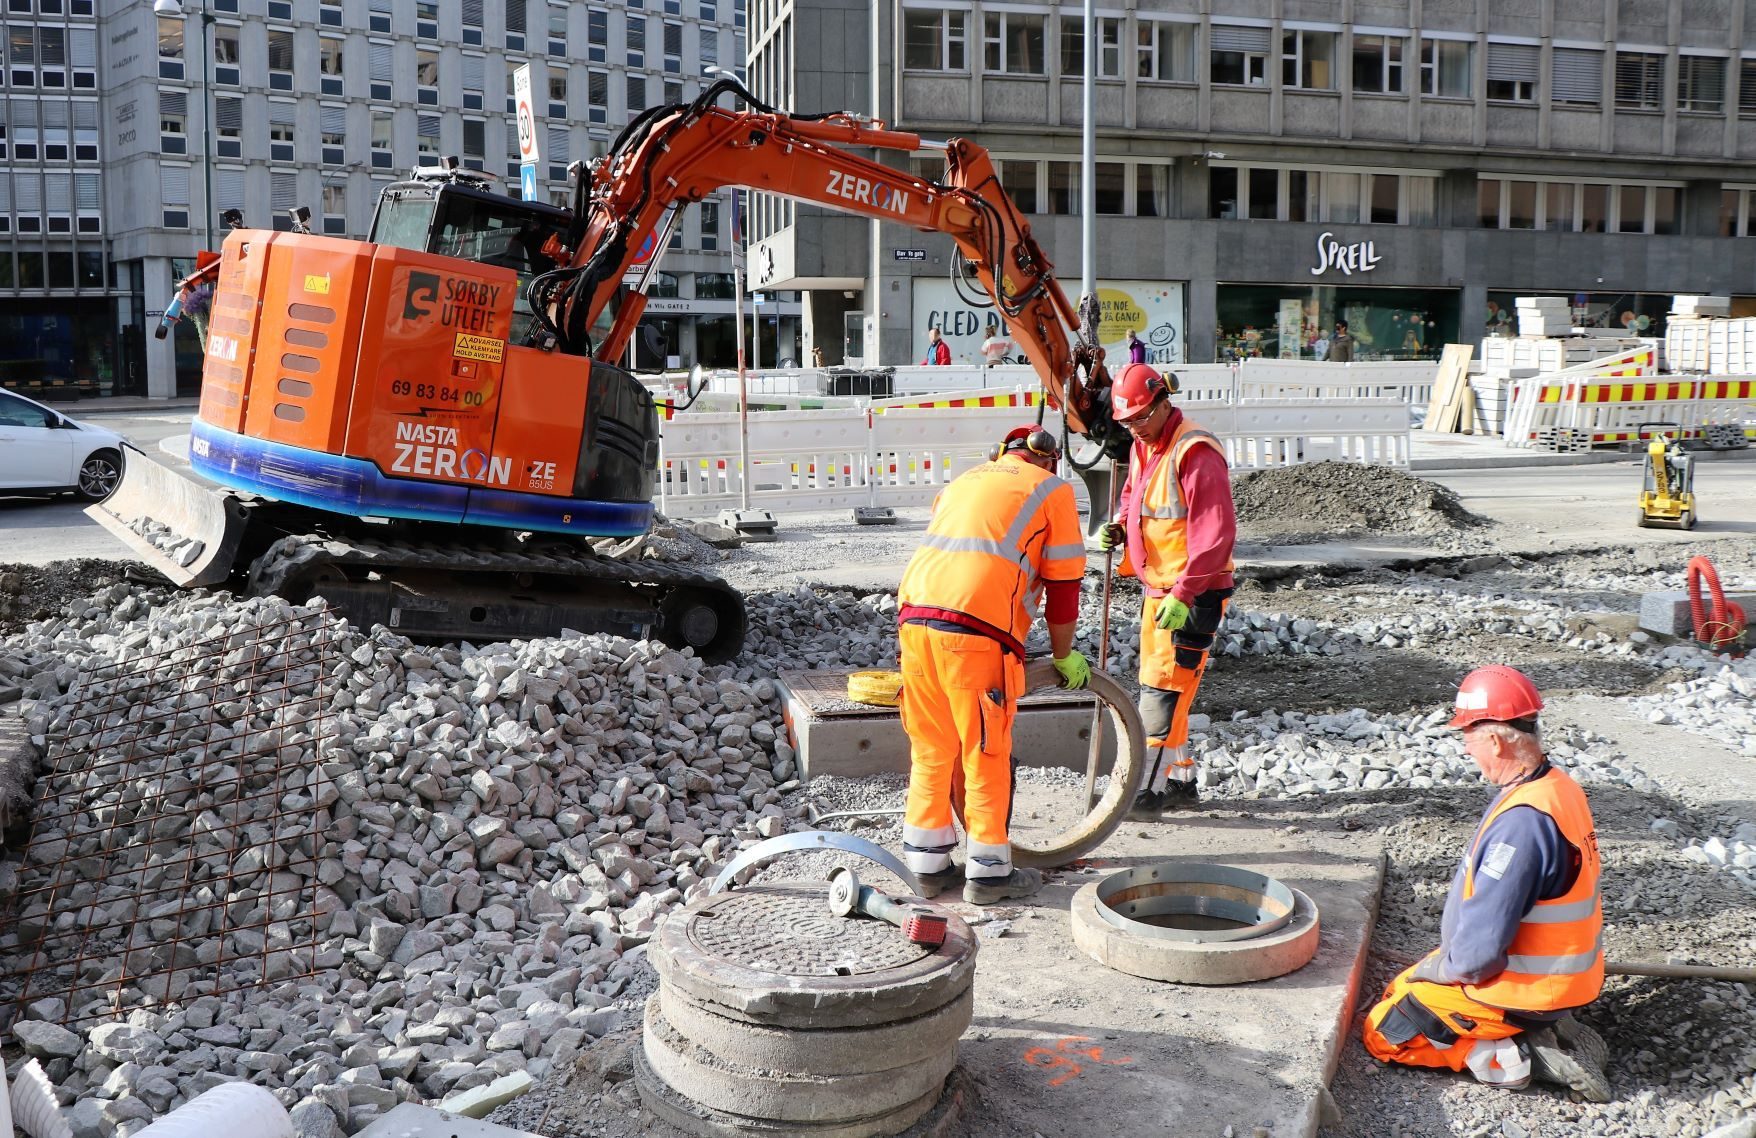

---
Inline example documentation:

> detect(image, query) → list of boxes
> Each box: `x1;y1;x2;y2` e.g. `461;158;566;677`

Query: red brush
899;911;949;947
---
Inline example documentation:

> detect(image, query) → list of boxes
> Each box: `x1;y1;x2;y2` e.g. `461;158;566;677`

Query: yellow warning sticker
454;333;505;363
303;274;332;294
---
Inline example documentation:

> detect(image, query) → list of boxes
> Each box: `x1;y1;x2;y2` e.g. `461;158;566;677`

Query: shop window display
1483;291;1669;339
1215;284;1457;363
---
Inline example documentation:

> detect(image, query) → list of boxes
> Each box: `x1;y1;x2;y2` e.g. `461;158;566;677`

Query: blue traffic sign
520;163;539;201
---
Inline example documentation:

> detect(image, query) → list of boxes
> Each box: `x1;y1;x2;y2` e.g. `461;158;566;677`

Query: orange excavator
91;79;1121;661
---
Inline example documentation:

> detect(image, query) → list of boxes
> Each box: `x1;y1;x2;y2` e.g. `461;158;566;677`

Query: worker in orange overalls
1097;363;1236;817
1361;666;1611;1101
896;424;1090;905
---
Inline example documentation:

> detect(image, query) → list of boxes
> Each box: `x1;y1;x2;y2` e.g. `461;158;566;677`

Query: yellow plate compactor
1638;435;1697;530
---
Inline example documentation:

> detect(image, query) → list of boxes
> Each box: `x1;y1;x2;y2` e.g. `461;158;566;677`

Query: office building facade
1;0;793;399
747;0;1756;368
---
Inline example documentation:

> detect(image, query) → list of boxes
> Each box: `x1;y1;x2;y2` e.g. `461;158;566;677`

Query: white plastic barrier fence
1493;347;1738;448
1238;359;1438;410
656;397;1410;519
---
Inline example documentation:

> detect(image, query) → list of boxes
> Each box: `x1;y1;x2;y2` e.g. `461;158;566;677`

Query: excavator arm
531;81;1117;444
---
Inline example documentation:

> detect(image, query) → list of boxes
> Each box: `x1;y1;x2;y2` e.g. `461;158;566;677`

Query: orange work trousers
898;622;1024;881
1362;962;1530;1087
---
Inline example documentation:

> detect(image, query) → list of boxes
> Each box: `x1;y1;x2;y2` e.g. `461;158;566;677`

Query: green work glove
1053;650;1091;690
1154;597;1190;631
1098;522;1124;553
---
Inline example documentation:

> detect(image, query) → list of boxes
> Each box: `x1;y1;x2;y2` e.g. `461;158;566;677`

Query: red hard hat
1112;363;1169;419
1449;665;1545;729
997;423;1061;460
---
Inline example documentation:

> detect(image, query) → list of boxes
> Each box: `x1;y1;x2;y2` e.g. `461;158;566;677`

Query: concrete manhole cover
690;887;929;975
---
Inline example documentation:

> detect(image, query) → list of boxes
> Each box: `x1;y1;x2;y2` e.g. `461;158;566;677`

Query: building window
320;1;341;26
1351;34;1404;94
626;13;645;66
701;28;717;65
1485;41;1538;102
699;199;718;250
1211;164;1433;225
462;53;485;110
1047;161;1078;213
1420;38;1471;98
549;71;568;117
462;118;485;167
902;8;966;72
547;125;568;180
589;68;608;123
588;7;607;62
627;72;647;112
417;0;437;39
9;26;36;88
162;165;191;229
39;24;67;87
320;103;345;165
1741;60;1756;118
506;0;526;50
270;103;295;162
1094;162;1125;214
322;184;346;234
268;30;294;90
1000;159;1038;213
662;20;681;72
418;48;440;105
461;0;482;43
1137;163;1171;217
1678;54;1726;114
159;89;187;155
371;109;393;169
1479;177;1682;233
215;95;243;158
983;12;1045;76
417;114;440;164
70;26;97;88
1136;20;1195;83
1551;47;1602;106
1059;16;1120;79
550;5;568;55
157;16;184;79
1615;50;1665;111
320;36;344;96
206;25;239;85
1211;24;1271;87
370;41;393;101
1282;30;1336;91
368;0;390;33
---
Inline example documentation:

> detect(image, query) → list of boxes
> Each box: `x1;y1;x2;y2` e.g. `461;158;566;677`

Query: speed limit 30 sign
512;64;540;164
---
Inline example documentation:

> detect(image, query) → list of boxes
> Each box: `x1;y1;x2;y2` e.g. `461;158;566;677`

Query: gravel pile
0;562;145;637
0;582;840;1137
1633;662;1756;756
1232;460;1487;544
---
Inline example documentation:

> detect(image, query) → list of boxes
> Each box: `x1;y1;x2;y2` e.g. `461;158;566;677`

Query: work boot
913;867;962;900
1129;780;1200;820
963;868;1042;905
1525;1026;1612;1102
1555;1013;1610;1071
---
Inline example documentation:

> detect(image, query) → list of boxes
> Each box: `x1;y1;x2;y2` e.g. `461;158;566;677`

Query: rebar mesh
0;607;341;1026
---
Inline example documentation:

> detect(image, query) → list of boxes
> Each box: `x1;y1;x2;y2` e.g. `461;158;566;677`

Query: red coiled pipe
1687;555;1748;651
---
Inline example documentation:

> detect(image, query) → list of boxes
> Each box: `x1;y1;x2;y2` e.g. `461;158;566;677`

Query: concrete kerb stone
657;985;974;1077
1069;880;1322;986
641;995;958;1123
650;883;978;1028
631;1043;960;1137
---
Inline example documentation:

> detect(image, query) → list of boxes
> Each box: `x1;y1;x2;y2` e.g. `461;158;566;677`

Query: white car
0;389;128;501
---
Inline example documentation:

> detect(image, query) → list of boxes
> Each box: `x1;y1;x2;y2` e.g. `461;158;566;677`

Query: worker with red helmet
1361;666;1610;1101
895;424;1090;904
1098;362;1237;816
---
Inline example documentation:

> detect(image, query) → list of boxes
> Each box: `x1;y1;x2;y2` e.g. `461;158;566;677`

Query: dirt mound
1232;461;1487;544
0;560;138;635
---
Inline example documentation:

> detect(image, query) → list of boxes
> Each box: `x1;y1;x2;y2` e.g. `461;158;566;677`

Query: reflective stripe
919;534;1013;560
903;822;958;849
1519;894;1599;924
903;849;954;874
1140;501;1187;519
965;839;1012;877
1000;475;1066;553
1505;936;1603;976
1043;542;1087;561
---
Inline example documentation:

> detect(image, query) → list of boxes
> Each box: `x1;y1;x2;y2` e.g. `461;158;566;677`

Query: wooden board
1423;344;1475;433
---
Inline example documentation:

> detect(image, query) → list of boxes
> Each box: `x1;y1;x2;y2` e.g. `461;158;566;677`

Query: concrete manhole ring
653;881;978;1028
1070;861;1321;985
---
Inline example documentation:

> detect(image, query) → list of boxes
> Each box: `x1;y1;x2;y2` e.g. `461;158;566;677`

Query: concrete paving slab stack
636;881;977;1137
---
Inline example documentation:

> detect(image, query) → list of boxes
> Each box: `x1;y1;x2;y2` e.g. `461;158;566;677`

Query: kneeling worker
1097;363;1237;816
1362;665;1611;1101
896;425;1090;904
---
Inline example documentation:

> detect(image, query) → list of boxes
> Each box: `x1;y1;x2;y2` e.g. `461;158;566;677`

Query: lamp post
154;0;214;253
1080;0;1095;302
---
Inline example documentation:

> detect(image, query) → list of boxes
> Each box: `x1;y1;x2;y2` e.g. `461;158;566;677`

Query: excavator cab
369;171;573;349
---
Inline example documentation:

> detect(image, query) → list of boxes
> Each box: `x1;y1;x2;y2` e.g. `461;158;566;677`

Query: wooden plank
1422;344;1471;432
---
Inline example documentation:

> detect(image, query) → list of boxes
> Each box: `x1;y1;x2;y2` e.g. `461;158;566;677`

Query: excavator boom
531;82;1116;444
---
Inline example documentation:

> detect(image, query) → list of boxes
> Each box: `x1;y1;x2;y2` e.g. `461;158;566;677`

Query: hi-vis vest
898;455;1086;650
1462;766;1604;1012
1123;414;1236;597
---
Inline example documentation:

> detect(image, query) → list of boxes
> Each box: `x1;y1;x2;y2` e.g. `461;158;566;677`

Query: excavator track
246;532;747;663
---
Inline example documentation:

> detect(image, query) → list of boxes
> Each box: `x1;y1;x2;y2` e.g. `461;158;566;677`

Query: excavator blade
83;444;248;587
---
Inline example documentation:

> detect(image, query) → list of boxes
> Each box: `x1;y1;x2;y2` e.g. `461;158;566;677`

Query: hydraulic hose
1686;554;1748;651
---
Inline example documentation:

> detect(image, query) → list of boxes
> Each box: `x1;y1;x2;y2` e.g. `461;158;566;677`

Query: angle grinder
826;866;948;948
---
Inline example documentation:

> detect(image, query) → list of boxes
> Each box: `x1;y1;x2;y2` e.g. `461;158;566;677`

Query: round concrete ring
652;883;978;1029
642;993;959;1124
1070;880;1321;985
659;984;975;1077
1010;662;1148;870
632;1038;954;1138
